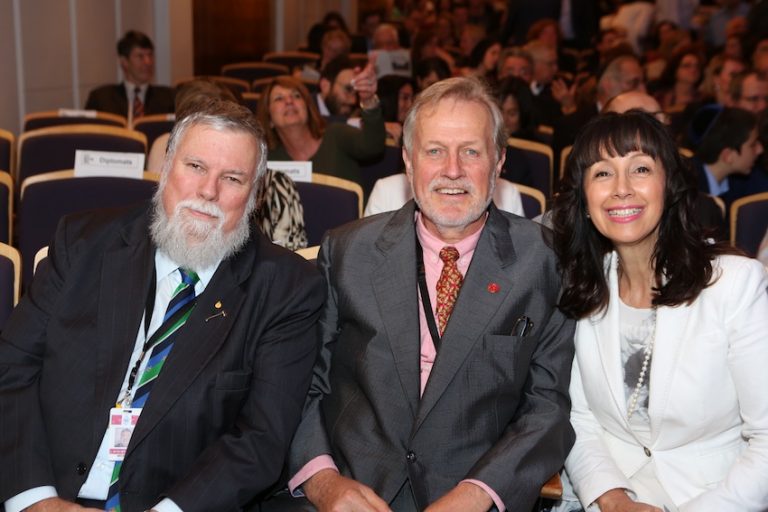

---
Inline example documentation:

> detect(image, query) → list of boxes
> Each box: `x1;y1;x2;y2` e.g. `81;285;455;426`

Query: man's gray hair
402;76;506;160
162;98;268;187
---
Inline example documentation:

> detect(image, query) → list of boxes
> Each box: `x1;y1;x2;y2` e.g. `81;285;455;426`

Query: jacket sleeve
679;258;768;511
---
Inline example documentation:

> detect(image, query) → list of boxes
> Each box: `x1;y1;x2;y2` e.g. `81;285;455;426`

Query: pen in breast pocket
511;316;533;336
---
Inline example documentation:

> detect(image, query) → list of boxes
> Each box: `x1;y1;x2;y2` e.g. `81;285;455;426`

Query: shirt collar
702;163;730;196
155;250;218;289
415;210;486;263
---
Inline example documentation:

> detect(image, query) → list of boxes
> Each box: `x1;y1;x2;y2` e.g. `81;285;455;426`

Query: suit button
406;450;416;463
76;462;88;475
643;447;652;457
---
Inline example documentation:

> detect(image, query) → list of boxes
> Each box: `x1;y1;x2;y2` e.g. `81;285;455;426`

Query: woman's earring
585;212;591;218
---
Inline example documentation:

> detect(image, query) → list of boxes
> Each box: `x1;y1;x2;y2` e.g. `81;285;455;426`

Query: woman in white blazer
550;111;768;511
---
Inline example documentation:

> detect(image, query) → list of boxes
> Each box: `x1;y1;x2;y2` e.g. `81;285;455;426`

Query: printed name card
58;108;98;118
267;161;312;182
74;150;145;179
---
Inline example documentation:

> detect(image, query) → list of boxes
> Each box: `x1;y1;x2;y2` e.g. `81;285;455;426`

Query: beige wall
0;0;355;135
0;0;194;135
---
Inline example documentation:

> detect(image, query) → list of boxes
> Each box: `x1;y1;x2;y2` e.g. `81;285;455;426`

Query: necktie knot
439;246;460;264
179;268;200;287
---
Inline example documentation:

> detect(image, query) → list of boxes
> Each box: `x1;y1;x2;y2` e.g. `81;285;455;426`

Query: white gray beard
150;197;252;272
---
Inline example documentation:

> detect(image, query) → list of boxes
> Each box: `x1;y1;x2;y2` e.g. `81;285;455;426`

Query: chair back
730;191;768;256
242;92;261;114
295;245;320;261
132;114;175;150
221;61;290;83
0;242;21;330
17;170;159;285
34;246;49;275
560;144;573;180
0;172;13;244
294;173;362;246
359;143;404;199
263;51;319;70
16;125;147;186
515;183;546;219
0;128;15;177
507;137;553;200
24;110;127;131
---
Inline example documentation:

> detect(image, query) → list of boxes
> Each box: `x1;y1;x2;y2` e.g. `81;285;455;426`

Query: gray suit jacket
290;202;575;510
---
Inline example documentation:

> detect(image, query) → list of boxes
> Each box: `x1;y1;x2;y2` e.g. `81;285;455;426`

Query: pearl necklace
626;307;657;421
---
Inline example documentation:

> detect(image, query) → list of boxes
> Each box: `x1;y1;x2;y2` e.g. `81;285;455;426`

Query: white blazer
363;173;525;217
564;252;768;511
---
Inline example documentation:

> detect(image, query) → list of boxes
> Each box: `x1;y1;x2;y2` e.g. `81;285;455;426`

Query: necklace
626;307;657;421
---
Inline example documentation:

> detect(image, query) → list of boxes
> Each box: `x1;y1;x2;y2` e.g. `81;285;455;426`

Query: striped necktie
132;86;144;120
105;268;199;512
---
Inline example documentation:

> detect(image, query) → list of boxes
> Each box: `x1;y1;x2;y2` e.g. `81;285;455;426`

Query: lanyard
415;234;442;352
117;268;158;408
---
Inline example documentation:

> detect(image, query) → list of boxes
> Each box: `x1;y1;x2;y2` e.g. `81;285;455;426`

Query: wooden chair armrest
540;472;563;500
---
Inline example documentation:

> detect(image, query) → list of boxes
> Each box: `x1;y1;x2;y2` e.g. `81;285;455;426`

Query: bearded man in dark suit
0;99;324;512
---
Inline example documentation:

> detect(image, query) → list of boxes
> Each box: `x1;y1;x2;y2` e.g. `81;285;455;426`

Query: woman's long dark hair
552;110;731;319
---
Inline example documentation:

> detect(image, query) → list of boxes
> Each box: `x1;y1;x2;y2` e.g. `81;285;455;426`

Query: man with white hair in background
0;100;324;512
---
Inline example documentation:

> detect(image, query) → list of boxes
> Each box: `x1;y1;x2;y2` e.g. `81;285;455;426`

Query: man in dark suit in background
279;77;575;512
0;100;324;512
85;30;175;124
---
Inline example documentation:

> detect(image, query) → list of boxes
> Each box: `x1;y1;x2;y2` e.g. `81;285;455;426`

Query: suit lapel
371;203;421;418
415;207;517;430
94;212;154;423
592;252;631;423
127;233;257;452
647;303;688;443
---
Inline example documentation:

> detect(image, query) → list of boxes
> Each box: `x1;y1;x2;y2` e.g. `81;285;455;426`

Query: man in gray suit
284;77;575;511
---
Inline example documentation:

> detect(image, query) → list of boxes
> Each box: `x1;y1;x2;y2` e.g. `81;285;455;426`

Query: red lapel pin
487;283;500;293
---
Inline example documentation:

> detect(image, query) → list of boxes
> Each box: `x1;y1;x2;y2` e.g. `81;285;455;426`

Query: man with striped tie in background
0;99;324;512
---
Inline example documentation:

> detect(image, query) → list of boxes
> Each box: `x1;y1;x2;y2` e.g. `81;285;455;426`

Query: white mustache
175;199;223;220
429;178;476;193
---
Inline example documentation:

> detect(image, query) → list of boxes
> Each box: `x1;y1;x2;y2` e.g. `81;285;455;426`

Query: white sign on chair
74;150;145;179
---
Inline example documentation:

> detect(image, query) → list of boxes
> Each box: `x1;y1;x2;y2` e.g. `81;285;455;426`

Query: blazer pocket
483;333;532;355
215;370;253;391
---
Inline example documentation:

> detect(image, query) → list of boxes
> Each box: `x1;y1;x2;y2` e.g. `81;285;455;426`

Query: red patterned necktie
132;86;144;120
435;246;463;336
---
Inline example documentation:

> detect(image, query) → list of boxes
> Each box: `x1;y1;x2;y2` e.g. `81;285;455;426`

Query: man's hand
596;489;663;512
551;78;577;114
304;469;391;512
424;482;493;512
352;55;379;108
24;497;102;512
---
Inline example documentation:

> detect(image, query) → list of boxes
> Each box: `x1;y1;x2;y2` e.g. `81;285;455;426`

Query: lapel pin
205;302;227;322
487;283;500;294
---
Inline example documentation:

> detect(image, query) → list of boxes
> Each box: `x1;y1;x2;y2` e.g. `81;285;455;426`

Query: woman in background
551;110;768;511
256;68;385;185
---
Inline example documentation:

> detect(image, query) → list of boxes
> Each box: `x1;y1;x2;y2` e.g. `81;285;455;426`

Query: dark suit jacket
289;202;575;510
85;83;175;118
0;204;325;511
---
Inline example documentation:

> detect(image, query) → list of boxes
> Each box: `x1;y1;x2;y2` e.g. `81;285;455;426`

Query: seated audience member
316;56;360;120
728;71;768;113
524;40;574;125
462;37;502;83
553;53;646;173
603;91;729;240
364;173;524;216
725;109;768;205
85;30;174;124
372;23;401;51
497;76;543;142
306;10;351;54
456;23;486;67
705;0;751;50
147;80;308;250
496;46;534;83
410;28;456;75
525;18;577;74
318;29;352;74
414;56;452;92
270;76;574;512
700;55;746;106
651;45;705;111
688;106;763;209
378;75;415;142
257;74;385;185
0;99;324;512
551;110;768;511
